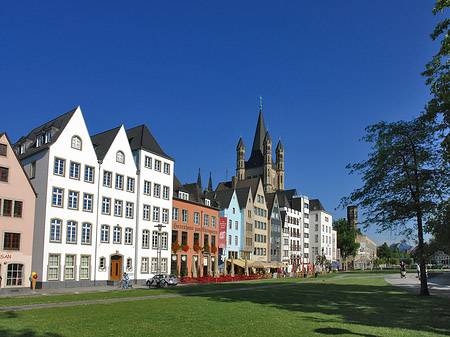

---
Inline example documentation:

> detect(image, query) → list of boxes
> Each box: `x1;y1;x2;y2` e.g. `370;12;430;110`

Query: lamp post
155;224;166;275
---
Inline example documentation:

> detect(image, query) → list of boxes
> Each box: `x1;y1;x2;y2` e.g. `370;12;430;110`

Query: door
110;256;121;280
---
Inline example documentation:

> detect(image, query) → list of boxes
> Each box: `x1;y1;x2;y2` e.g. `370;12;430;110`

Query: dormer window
45;131;52;143
36;135;44;147
179;191;189;200
71;136;82;150
205;199;211;206
116;151;125;163
19;144;25;154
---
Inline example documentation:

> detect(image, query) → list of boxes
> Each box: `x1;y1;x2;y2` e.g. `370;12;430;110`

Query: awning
228;259;247;268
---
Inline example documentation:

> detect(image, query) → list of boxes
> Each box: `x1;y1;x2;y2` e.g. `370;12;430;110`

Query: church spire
197;168;202;190
208;172;213;192
251;105;266;155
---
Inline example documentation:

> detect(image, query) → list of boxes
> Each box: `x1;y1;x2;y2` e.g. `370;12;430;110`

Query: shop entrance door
110;256;121;280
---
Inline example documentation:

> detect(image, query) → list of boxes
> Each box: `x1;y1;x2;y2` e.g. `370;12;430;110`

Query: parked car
146;274;178;288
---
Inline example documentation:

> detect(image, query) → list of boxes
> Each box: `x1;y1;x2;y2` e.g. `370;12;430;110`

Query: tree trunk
417;212;430;296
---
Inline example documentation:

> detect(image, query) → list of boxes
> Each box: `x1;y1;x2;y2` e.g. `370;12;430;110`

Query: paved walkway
384;271;450;299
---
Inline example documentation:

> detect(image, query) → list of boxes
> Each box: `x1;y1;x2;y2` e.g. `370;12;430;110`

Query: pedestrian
400;261;406;278
416;264;420;278
121;272;130;289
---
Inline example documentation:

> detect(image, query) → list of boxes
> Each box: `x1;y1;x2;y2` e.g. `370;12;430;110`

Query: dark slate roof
265;192;275;214
216;177;262;201
126;124;173;161
235;187;251;209
291;197;302;212
236;137;245;150
173;175;187;193
15;107;78;160
213;189;235;209
246;108;267;169
91;126;121;161
276;139;284;152
183;183;203;203
264;130;271;143
309;199;325;211
276;189;297;207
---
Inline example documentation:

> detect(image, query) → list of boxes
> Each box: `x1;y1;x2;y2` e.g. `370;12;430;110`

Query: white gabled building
309;199;333;265
14;107;174;288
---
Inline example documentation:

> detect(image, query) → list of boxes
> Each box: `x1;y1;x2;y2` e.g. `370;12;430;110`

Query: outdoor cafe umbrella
231;257;235;277
250;260;267;269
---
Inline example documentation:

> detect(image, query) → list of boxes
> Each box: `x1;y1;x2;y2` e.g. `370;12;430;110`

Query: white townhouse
14;106;174;288
126;125;174;280
15;107;99;287
309;199;333;266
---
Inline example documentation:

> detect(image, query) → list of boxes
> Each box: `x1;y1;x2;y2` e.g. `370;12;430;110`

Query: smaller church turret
276;139;284;190
263;131;272;192
236;137;245;180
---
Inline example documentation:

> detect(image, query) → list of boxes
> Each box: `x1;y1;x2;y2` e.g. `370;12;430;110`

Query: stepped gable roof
15;107;78;160
126;124;173;161
309;199;325;211
213;189;235;209
235;187;252;209
91;126;121;161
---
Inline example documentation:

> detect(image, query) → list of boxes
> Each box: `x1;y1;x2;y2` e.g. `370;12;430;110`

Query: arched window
71;136;82;150
116;151;124;163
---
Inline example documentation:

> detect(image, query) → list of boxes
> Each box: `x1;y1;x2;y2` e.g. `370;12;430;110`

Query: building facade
309;199;334;264
0;133;37;293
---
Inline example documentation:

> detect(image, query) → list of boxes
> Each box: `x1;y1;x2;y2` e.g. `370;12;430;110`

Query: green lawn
0;275;449;336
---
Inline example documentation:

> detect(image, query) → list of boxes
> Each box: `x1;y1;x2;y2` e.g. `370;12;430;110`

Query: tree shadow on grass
200;281;450;336
0;328;62;337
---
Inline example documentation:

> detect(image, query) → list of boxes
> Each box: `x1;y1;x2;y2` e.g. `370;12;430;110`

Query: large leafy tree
343;118;450;296
333;218;359;269
377;243;392;261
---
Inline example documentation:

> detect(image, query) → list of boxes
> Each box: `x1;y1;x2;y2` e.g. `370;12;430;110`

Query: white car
146;274;178;288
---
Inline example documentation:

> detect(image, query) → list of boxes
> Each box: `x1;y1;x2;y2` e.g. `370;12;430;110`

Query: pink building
0;133;36;293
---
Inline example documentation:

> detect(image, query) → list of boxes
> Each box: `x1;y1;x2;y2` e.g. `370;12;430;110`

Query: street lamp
154;224;166;275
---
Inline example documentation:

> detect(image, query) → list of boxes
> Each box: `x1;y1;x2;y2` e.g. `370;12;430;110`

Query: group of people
399;261;428;280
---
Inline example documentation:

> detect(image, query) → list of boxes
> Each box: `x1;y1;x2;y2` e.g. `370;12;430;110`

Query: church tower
236;137;245;180
276;139;284;190
263;130;272;192
347;206;358;231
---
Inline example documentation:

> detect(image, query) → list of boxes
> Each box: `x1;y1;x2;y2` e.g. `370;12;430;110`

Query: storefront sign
219;217;227;248
0;254;12;259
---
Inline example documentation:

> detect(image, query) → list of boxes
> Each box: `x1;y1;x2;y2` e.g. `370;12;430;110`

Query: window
36;135;44;147
163;162;170;174
145;156;152;168
69;162;80;179
80;256;90;279
3;232;20;250
65;255;75;280
48;254;60;281
116;151;125;163
151;258;158;273
163;186;169;200
235;236;238;245
126;202;134;218
50;219;62;242
2;199;11;216
161;258;168;273
83;193;93;212
113;226;121;244
173;207;179;221
126;177;135;192
233;208;236;214
85;166;94;183
325;216;329;222
153;206;160;221
13;201;23;217
212;216;216;228
155;160;161;171
143;204;150;220
99;257;106;269
125;228;132;245
228;235;231;245
7;263;24;286
114;199;123;217
142;230;149;249
162;208;169;223
204;214;209;227
0;166;9;182
30;161;36;179
102;197;111;214
235;221;238;230
52;188;63;207
71;136;82;150
0;143;6;156
161;232;168;249
152;231;158;249
81;223;92;244
141;257;149;273
194;212;200;225
66;221;77;243
205;199;210;206
144;181;151;195
103;171;112;187
45;130;52;143
182;209;188;223
54;158;65;176
154;184;160;198
68;191;79;210
115;174;124;190
101;225;110;242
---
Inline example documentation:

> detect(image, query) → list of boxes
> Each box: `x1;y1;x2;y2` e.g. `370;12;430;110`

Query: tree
342;118;450;296
333;218;359;270
377;242;392;261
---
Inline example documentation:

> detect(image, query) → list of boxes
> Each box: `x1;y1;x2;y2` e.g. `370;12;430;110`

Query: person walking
400;261;406;278
121;272;130;289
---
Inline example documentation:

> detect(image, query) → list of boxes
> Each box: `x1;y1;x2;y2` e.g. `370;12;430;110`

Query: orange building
171;177;219;277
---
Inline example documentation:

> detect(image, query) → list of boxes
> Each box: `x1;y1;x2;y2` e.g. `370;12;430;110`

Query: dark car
146;274;178;288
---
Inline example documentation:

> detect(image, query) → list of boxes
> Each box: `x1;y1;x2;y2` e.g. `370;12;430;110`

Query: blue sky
1;1;442;245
